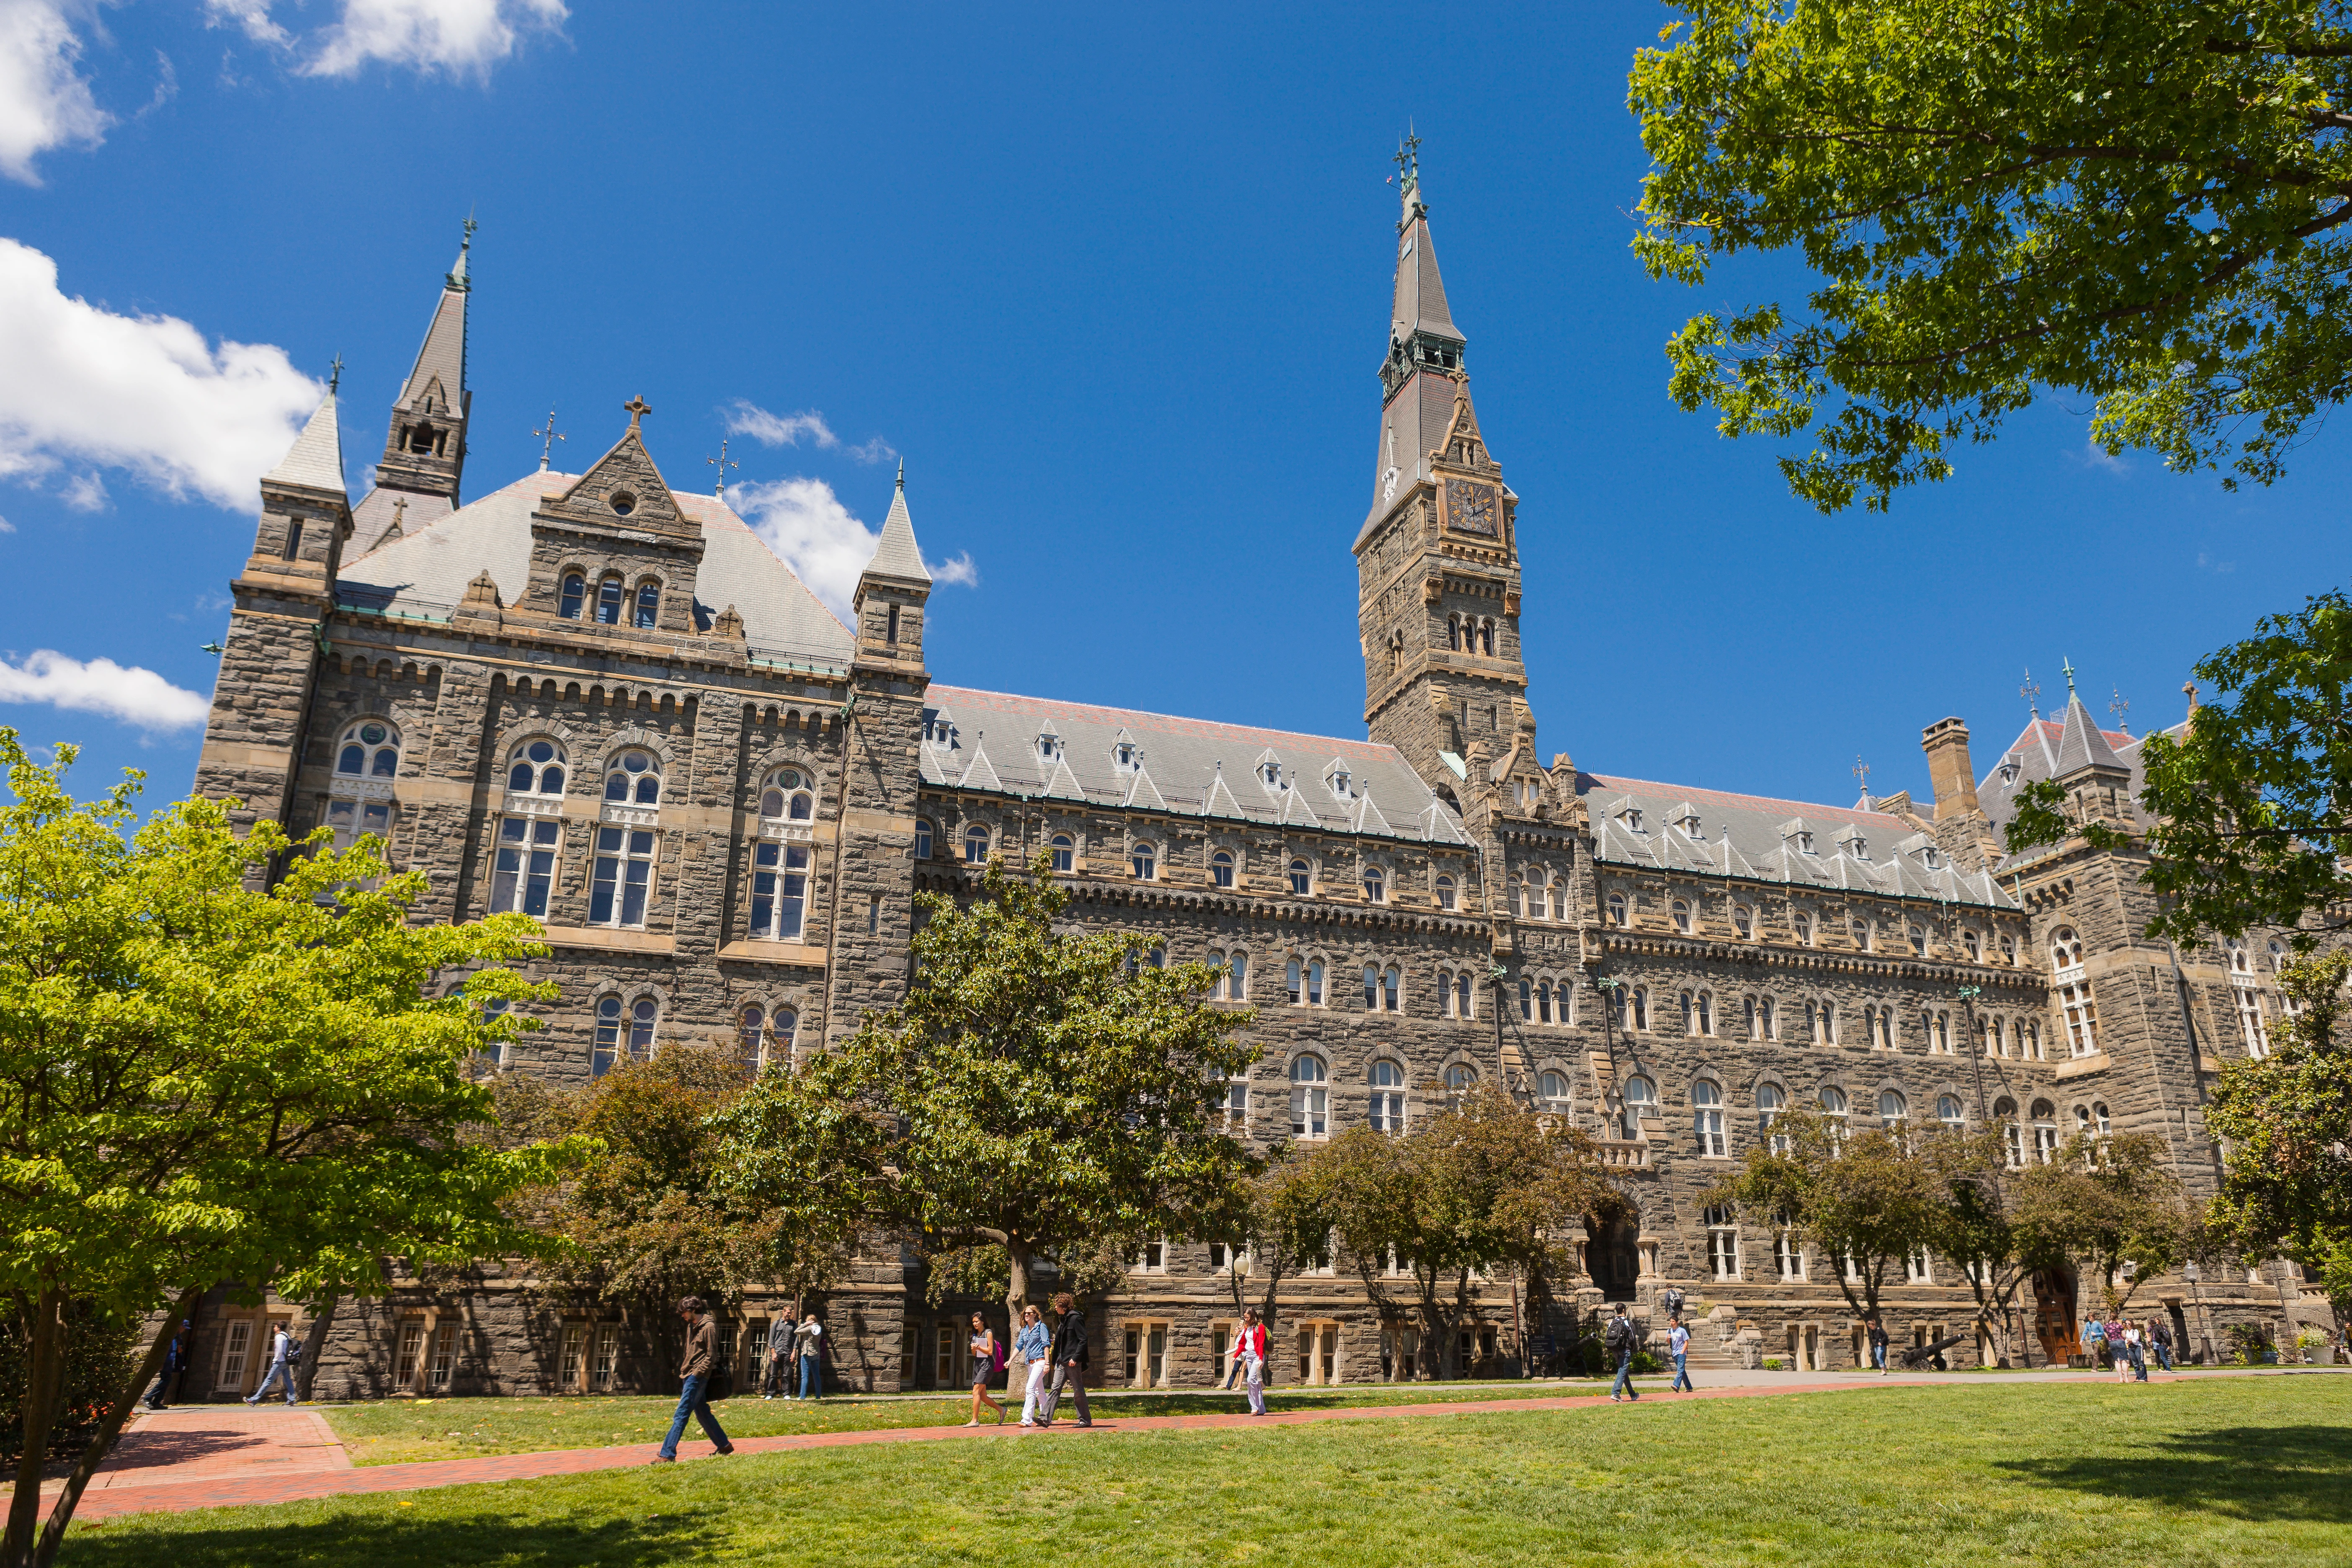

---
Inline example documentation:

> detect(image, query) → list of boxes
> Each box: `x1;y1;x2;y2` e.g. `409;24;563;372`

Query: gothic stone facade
178;206;2331;1405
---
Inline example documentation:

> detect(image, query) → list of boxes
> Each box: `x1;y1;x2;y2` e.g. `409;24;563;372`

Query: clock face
1447;479;1498;536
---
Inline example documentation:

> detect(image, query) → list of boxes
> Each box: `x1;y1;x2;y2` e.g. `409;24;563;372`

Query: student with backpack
1605;1305;1640;1402
1667;1316;1694;1392
967;1312;1007;1426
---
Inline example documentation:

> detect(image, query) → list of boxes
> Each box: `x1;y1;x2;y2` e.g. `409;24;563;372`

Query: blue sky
0;0;2342;817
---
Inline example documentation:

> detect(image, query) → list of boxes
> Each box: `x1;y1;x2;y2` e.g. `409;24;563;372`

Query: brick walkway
52;1372;2169;1527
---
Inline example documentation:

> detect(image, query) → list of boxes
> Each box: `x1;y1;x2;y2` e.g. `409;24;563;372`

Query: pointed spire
2054;685;2127;779
263;390;346;494
865;461;931;583
1365;141;1469;538
446;213;475;293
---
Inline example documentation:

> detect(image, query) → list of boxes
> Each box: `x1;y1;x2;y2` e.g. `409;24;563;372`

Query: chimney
1920;717;1981;820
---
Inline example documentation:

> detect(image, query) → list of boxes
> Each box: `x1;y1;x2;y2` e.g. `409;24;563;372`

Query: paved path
55;1369;2256;1527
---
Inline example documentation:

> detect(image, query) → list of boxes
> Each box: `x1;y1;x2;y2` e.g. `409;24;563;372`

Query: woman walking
967;1312;1007;1426
1231;1307;1269;1416
1014;1305;1052;1427
2106;1318;2130;1383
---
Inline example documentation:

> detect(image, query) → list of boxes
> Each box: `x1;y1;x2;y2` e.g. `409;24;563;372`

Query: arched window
1629;987;1649;1032
2030;1099;2058;1163
1519;977;1533;1021
628;996;658;1058
1290;1055;1328;1139
603;749;661;806
1994;1096;2022;1166
1382;966;1400;1012
1363;864;1386;903
2053;926;2099;1055
2052;926;2085;969
738;1005;765;1065
2268;939;2290;974
1937;1095;1964;1130
1442;1063;1475;1099
1792;911;1813;946
760;767;815;821
1363;965;1380;1011
1288;859;1312;896
964;824;990;864
1537;1070;1570;1109
337;720;401;779
1744;995;1759;1040
1880;1089;1907;1121
1306;959;1324;1006
1287;957;1303;1005
1671;898;1692;934
1757;1083;1788;1152
1759;996;1777;1040
1908;924;1927;956
1131;841;1156;880
2226;938;2250;973
1456;972;1472;1019
915;819;934;859
1693;1080;1725;1156
1733;904;1754;939
1371;1060;1406;1132
1434;874;1456;911
1050;833;1073;873
2092;1101;2111;1137
1695;990;1713;1036
1963;929;1981;962
771;1008;798;1063
1480;619;1495;655
595;575;624;625
1606;892;1627;927
1820;1086;1849;1147
1537;981;1554;1024
1852;918;1874;953
507;738;567;794
1447;614;1461;650
1212;849;1235;889
1621;1075;1655;1140
592;996;623;1077
632;580;660;629
1224;951;1248;1001
2000;934;2018;964
559;573;586;619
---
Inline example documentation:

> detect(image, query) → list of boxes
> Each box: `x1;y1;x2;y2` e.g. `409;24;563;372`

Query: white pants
1244;1354;1265;1415
1021;1359;1051;1424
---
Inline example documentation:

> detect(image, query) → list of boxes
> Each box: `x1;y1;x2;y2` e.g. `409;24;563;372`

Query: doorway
2032;1269;2081;1364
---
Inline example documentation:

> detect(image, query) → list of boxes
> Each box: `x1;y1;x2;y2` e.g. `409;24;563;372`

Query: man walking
145;1320;191;1411
1667;1315;1694;1393
1660;1283;1686;1324
652;1296;734;1463
1606;1304;1640;1402
1041;1292;1092;1428
2150;1318;2175;1373
1867;1317;1890;1375
763;1311;794;1398
794;1307;824;1401
243;1322;299;1407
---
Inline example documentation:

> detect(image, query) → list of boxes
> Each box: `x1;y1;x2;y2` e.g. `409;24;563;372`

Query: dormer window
1681;815;1702;838
1113;740;1140;773
1798;831;1815;854
1999;759;2022;784
1328;767;1351;800
1924;847;1942;870
1620;808;1643;832
1261;761;1283;788
1037;731;1062;763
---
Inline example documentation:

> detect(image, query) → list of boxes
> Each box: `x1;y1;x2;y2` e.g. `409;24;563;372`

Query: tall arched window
1447;614;1461;650
1671;898;1692;934
1363;965;1380;1011
1289;859;1312;896
1693;1080;1725;1156
628;996;658;1059
1937;1095;1965;1131
1131;841;1157;880
1695;991;1713;1036
1537;1070;1571;1109
1305;959;1324;1006
1224;952;1248;1001
1289;1056;1328;1139
1455;972;1471;1019
1382;966;1401;1012
1442;1063;1475;1101
1363;864;1386;903
603;749;661;805
559;573;586;619
1621;1075;1655;1140
595;575;624;624
1820;1085;1849;1147
1050;833;1074;873
2030;1099;2058;1163
1212;849;1235;888
1792;911;1813;946
632;580;660;629
1758;1083;1788;1152
336;720;401;779
1519;977;1533;1021
1370;1060;1406;1132
1287;957;1303;1005
508;738;567;795
771;1009;798;1064
2052;925;2099;1055
1880;1089;1908;1122
1759;996;1777;1040
1733;904;1754;938
1537;981;1553;1024
592;996;623;1077
964;824;990;864
1434;874;1457;911
760;767;815;821
1606;892;1627;927
738;1005;766;1065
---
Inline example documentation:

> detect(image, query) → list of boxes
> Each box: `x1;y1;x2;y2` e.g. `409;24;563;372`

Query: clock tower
1355;147;1531;802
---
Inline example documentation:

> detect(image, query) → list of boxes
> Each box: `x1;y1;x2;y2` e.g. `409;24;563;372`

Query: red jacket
1230;1323;1267;1361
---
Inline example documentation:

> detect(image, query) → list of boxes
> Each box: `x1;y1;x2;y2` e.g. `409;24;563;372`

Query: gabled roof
918;686;1468;846
1977;705;2182;869
2054;694;2128;777
263;393;347;495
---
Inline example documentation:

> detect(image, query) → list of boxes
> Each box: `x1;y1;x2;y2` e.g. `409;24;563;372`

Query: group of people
961;1291;1099;1427
759;1306;826;1401
2085;1316;2174;1380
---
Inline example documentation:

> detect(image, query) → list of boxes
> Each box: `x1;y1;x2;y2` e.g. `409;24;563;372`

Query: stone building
181;173;2332;1403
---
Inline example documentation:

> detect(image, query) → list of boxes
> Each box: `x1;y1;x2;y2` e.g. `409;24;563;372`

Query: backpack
990;1337;1008;1376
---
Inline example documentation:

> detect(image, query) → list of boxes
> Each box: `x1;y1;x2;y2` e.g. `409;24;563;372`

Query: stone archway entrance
2032;1268;2081;1364
1596;1217;1640;1302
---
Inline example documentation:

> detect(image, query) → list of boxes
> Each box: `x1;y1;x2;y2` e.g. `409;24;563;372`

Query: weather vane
2020;667;2041;719
2109;686;2130;736
533;409;565;472
328;353;343;395
708;437;738;499
1853;755;1869;799
2061;656;2078;696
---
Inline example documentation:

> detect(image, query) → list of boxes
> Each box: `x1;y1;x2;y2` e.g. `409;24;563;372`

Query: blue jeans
2154;1343;2173;1372
1871;1342;1886;1370
246;1361;297;1405
798;1353;820;1399
1670;1351;1693;1391
658;1372;730;1459
1611;1351;1637;1398
2130;1345;2148;1380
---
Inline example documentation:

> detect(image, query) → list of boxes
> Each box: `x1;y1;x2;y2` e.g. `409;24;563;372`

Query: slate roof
867;475;929;583
335;469;853;667
400;279;467;415
1578;771;2013;909
1978;696;2185;870
919;685;1470;846
263;394;346;494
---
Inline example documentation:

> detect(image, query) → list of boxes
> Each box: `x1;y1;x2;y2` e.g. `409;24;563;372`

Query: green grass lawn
67;1377;2350;1566
322;1378;1634;1465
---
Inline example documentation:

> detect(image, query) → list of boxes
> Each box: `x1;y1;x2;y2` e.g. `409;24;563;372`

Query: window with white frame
1620;1075;1655;1140
1050;833;1073;873
336;719;401;780
1289;858;1313;896
1519;977;1532;1021
589;827;657;926
559;573;586;619
1382;966;1401;1012
915;819;934;859
1792;910;1814;945
1537;1070;1570;1112
1693;1080;1725;1156
1287;957;1304;1004
1606;891;1627;927
1370;1059;1406;1133
1221;951;1248;1001
490;818;562;916
1671;898;1692;934
1908;923;1928;956
603;748;662;805
506;737;566;794
1904;1246;1932;1284
751;842;812;939
1880;1089;1908;1126
1212;1073;1247;1133
1442;1063;1475;1101
1937;1094;1964;1132
1704;1205;1739;1280
1963;928;1981;962
759;767;815;821
1434;874;1457;911
1212;849;1235;889
1363;864;1386;903
1995;1097;2022;1166
1758;1083;1788;1152
1774;1224;1805;1282
1290;1055;1328;1138
325;797;391;851
1819;1085;1849;1148
1852;916;1874;952
2235;983;2269;1057
2030;1099;2058;1163
1733;903;1754;939
964;824;990;864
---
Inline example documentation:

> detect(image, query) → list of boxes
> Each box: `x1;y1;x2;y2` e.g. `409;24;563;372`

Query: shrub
0;1296;141;1462
1630;1350;1662;1375
1763;1357;1784;1370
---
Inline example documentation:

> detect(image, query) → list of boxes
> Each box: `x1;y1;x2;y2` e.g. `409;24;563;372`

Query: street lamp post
2184;1260;2213;1367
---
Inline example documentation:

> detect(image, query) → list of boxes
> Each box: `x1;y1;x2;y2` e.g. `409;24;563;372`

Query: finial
2020;667;2041;719
1393;125;1424;220
2183;680;2199;717
533;408;565;471
327;353;343;395
708;437;738;498
392;495;406;527
624;395;651;431
1853;755;1869;799
448;213;476;291
2109;686;2130;736
895;456;905;490
2061;656;2078;696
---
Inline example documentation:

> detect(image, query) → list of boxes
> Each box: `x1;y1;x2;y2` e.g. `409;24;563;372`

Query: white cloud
0;237;324;511
203;0;292;47
0;649;210;732
59;469;103;510
0;0;111;185
726;400;895;464
0;513;14;533
304;0;567;80
731;476;975;623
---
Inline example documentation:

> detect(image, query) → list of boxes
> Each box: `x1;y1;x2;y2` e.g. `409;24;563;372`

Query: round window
609;490;637;516
623;752;649;774
777;768;804;790
359;723;387;745
528;740;555;763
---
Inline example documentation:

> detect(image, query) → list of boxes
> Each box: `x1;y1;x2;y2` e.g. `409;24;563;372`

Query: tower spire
350;222;476;556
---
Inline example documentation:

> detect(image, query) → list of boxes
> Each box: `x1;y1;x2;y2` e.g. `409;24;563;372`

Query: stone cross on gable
624;395;652;430
1853;756;1869;798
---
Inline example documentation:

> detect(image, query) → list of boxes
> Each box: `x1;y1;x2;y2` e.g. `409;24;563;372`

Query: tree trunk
3;1289;64;1568
33;1287;204;1568
294;1294;338;1403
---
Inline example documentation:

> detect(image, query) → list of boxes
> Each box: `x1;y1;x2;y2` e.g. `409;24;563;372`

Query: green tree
1195;1147;1345;1367
2010;1133;2208;1315
717;854;1259;1331
1632;0;2352;511
0;731;578;1568
1709;1108;1941;1328
1916;1128;2057;1367
1326;1086;1621;1380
